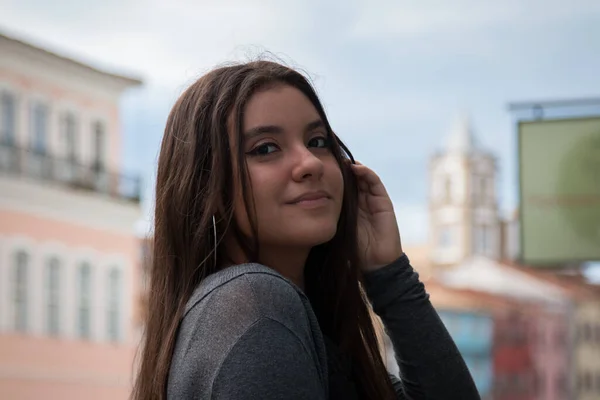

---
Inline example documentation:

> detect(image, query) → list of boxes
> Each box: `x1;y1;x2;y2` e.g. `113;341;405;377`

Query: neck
259;245;309;289
223;236;309;289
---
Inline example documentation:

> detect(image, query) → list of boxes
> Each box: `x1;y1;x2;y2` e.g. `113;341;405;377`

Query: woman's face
231;84;344;251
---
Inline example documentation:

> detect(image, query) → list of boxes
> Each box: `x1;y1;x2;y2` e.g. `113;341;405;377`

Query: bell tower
429;113;501;267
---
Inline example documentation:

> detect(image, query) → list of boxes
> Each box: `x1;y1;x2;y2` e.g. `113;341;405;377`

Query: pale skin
226;84;403;286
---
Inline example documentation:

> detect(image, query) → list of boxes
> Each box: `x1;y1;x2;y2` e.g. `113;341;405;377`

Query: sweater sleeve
210;317;327;400
363;254;481;400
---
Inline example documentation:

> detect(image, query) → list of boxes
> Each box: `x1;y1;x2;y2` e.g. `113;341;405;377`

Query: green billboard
519;116;600;265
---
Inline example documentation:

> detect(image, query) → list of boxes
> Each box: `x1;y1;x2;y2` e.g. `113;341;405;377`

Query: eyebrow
244;119;326;139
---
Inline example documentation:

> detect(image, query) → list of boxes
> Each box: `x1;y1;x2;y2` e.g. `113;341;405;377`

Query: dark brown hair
132;60;396;400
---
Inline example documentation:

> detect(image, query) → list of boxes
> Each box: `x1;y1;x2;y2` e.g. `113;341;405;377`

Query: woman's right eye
247;142;279;156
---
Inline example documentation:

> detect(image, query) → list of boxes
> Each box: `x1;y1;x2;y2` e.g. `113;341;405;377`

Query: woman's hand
351;162;403;272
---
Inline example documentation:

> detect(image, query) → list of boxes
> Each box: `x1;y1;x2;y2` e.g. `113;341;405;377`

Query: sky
1;0;600;251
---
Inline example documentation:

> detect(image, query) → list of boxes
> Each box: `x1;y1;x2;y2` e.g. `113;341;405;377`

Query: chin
289;220;338;247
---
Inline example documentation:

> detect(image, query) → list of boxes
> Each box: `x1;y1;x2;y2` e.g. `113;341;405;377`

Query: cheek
327;162;345;200
232;168;273;237
233;194;251;236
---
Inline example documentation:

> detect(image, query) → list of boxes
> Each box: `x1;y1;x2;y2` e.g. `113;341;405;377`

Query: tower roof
446;112;478;154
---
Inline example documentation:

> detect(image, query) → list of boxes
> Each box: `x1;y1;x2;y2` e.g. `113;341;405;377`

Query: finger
351;164;389;197
357;179;369;192
358;190;369;210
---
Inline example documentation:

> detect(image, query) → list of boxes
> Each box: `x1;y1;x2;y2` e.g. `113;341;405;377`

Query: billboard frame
509;97;600;267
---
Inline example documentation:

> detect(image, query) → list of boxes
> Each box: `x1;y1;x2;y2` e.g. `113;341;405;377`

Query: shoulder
185;263;309;326
168;264;323;399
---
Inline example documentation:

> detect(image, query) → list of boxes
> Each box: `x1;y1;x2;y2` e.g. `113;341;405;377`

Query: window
474;226;484;254
12;251;29;332
495;375;507;395
107;268;121;342
444;176;453;203
555;329;566;346
92;121;106;171
471;175;485;204
583;323;593;342
485;226;494;253
485;178;494;201
1;91;16;145
30;102;48;154
536;372;545;396
61;112;77;162
556;373;567;396
474;225;493;255
584;372;593;392
77;263;92;339
439;226;454;248
45;257;61;336
479;177;486;202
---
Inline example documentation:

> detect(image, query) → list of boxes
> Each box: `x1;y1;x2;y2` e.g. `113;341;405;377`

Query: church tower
428;113;501;267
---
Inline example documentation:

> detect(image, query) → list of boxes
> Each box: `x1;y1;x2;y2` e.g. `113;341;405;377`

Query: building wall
0;210;140;399
429;155;469;265
438;309;494;398
429;151;500;267
0;210;137;341
0;335;135;400
0;65;121;173
0;33;141;400
528;307;571;400
493;309;536;400
574;301;600;400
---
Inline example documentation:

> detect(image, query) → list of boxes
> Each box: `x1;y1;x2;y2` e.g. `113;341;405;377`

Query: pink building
528;306;571;400
0;32;143;399
439;256;576;399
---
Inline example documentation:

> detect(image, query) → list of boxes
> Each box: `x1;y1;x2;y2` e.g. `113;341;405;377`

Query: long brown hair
132;60;396;400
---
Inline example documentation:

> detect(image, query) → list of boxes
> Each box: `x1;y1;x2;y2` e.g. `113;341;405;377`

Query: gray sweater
167;254;480;399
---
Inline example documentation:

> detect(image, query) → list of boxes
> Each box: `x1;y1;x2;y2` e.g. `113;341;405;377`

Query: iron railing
0;140;142;203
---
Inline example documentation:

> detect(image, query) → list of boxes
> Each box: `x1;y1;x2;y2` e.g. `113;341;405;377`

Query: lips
288;190;330;204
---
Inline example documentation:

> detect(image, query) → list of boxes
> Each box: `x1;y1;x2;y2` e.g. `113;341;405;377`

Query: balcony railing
0;141;142;203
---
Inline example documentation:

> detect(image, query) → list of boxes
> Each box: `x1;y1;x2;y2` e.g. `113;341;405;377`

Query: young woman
132;60;480;400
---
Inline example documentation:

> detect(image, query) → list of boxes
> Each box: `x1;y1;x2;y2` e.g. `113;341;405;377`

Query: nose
290;145;324;182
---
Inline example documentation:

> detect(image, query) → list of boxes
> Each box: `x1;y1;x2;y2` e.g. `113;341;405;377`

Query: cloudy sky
2;0;600;247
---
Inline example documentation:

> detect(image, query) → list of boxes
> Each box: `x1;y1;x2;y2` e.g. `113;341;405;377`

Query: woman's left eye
308;136;330;148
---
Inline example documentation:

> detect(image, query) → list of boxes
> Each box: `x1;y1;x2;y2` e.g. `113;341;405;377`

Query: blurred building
0;32;142;399
434;295;494;398
527;305;571;400
517;266;600;400
138;235;152;325
573;298;600;400
428;114;502;267
492;306;536;400
422;111;600;400
438;256;598;400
